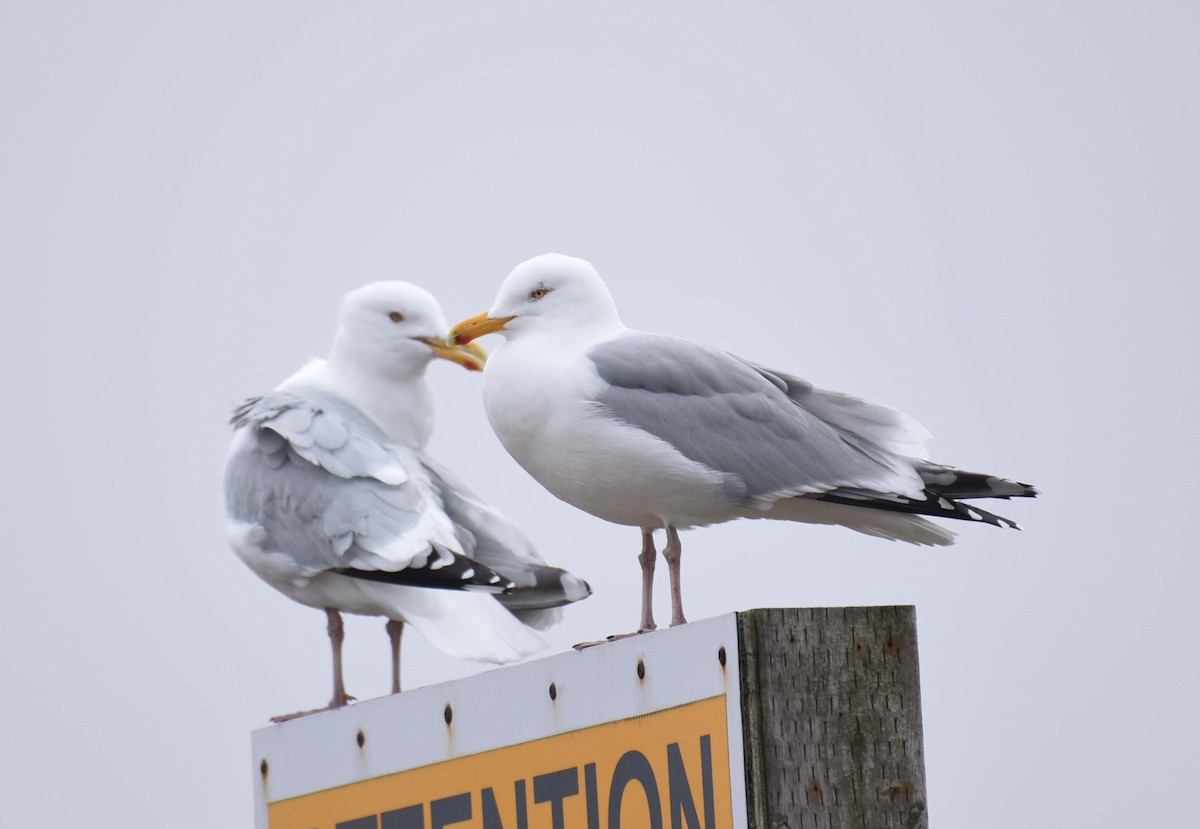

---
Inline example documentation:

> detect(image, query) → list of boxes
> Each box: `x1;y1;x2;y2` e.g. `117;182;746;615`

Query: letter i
584;764;600;829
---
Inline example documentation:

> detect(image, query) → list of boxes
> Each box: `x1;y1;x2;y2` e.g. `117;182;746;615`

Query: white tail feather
753;498;957;547
370;585;547;663
290;572;547;663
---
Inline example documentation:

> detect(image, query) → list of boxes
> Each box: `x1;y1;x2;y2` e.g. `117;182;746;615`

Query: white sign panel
252;614;747;829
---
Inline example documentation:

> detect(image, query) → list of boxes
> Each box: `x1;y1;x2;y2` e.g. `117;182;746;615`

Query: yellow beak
419;338;488;372
447;312;515;345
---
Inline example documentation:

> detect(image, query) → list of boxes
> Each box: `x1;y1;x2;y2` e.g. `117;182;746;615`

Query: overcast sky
3;2;1197;826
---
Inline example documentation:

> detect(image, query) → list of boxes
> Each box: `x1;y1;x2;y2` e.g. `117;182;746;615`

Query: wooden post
737;606;928;829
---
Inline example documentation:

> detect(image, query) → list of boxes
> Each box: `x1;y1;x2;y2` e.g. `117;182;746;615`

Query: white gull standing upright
225;282;590;720
448;254;1037;633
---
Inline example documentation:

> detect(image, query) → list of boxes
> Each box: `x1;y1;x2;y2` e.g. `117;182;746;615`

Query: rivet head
636;658;645;679
718;645;727;667
548;682;558;701
356;730;365;748
444;703;453;725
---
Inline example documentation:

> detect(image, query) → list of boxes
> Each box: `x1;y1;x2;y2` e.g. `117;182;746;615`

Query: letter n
482;781;529;829
667;736;715;829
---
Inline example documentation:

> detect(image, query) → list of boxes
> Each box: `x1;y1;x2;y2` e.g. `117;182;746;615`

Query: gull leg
573;529;659;649
269;608;355;723
663;527;687;627
327;608;351;708
386;619;404;694
638;528;658;632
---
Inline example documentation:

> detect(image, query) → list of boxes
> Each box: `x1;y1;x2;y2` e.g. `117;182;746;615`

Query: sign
271;696;731;829
254;615;747;829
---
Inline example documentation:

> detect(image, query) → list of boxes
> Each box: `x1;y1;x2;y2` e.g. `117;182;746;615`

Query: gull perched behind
225;282;590;718
449;254;1037;633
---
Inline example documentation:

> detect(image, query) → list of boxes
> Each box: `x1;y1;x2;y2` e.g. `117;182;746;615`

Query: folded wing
226;391;504;588
589;333;926;505
421;455;591;629
589;333;1035;531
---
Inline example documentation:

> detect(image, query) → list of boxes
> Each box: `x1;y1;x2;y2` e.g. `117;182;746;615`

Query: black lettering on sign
430;793;471;829
533;768;579;829
381;804;423;829
608;751;663;829
583;763;600;829
481;780;528;829
331;730;719;829
667;736;715;829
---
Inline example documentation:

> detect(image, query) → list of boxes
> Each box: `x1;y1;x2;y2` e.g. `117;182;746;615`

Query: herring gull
225;282;590;718
448;254;1037;633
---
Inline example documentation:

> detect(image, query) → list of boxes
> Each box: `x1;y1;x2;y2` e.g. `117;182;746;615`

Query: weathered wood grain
737;607;928;829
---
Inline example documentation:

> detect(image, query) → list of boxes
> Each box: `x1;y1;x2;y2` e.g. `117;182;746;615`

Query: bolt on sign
254;616;749;829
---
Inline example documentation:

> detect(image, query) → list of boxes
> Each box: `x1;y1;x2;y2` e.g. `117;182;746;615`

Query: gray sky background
3;2;1196;826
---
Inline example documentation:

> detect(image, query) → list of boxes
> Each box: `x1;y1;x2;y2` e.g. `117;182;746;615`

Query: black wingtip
817;488;1025;530
333;547;516;594
497;567;593;611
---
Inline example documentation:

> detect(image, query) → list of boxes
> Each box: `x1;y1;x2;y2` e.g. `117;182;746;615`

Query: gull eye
529;287;549;301
388;311;405;323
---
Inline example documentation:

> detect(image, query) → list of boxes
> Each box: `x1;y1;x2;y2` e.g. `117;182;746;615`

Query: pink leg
571;532;667;647
571;529;659;650
269;608;355;723
638;529;658;632
386;619;404;694
663;527;687;627
327;608;351;708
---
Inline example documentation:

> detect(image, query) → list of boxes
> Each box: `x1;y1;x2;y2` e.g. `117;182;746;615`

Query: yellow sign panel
269;695;733;829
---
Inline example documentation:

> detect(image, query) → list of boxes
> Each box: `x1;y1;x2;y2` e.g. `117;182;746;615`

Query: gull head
449;253;622;345
332;282;487;376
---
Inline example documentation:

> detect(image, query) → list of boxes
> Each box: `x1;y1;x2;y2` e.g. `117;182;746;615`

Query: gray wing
589;333;925;503
420;455;591;625
755;366;1037;501
230;391;409;484
225;391;461;576
750;365;933;460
